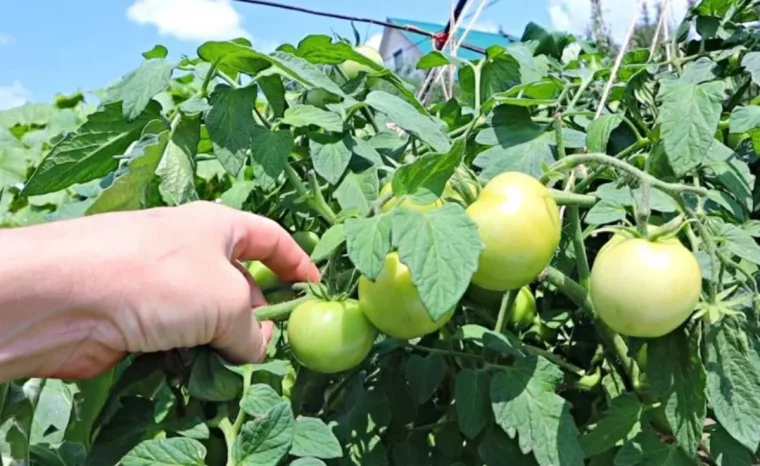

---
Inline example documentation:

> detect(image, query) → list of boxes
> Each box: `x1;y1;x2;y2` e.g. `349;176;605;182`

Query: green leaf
416;51;470;70
290;459;326;466
232;403;295;466
742;52;760;86
188;349;242;402
719;223;760;265
614;431;694;466
705;316;760;452
86;131;168;215
391;139;464;204
345;213;393;279
115;59;174;121
282;105;343;133
220;181;256;209
473;105;580;179
156;114;200;205
65;370;114;449
646;328;706;457
729;105;760;133
310;224;346;262
142;44;168;59
709;424;753;466
586;115;623;153
391;204;484;321
240;384;284;418
404;354;445;404
310;135;352;185
290;417;342;459
491;357;584;466
580;393;643;457
30;380;73;446
478;429;539;466
365;91;450;153
584;200;627;225
680;57;718;84
348;136;383;166
257;74;287;118
206;84;257;176
0;147;31;189
121;438;206;466
22;101;163;196
455;369;491;439
657;79;725;176
334;167;379;216
251;127;293;181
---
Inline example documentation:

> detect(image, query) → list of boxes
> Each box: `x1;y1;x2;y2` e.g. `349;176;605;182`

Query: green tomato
590;236;702;338
339;45;384;80
286;298;377;374
305;88;340;108
358;252;455;339
379;179;476;213
248;261;282;292
466;171;561;291
727;131;749;149
292;231;320;256
465;285;537;327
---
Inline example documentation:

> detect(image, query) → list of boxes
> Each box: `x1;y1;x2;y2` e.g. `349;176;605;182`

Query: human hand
0;201;320;382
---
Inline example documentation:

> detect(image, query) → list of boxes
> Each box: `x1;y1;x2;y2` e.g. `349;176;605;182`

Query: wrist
0;224;110;381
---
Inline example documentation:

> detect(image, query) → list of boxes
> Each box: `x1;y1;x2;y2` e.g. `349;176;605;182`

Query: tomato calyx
691;285;749;325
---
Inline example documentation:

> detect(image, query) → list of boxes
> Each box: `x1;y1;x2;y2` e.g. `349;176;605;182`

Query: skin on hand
0;201;321;383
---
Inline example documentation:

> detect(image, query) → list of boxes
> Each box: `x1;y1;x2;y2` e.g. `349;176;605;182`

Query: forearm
0;223;106;382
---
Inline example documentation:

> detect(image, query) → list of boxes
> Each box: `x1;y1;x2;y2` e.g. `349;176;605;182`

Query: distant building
377;17;517;72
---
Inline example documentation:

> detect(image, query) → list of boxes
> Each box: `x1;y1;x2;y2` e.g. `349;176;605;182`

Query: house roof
385;17;515;60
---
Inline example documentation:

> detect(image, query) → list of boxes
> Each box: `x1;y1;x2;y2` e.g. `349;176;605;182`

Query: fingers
228;210;321;284
212;263;272;364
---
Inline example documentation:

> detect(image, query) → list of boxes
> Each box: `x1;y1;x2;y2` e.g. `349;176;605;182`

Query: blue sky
0;0;689;110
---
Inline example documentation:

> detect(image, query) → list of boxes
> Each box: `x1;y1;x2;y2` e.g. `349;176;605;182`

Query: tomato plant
286;297;377;374
2;1;760;464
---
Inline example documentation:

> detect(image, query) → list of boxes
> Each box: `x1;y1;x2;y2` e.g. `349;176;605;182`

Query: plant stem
542;267;638;389
284;165;337;225
570;206;591;290
307;171;338;224
200;62;219;97
474;60;484;113
550;190;597;208
402;343;482;360
495;290;518;334
544;153;708;197
254;295;314;321
523;346;586;377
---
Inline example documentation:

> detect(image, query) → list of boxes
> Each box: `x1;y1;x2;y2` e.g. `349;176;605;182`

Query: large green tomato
379;180;476;213
727;131;750;149
339;45;384;80
590;236;702;338
466;171;561;291
286;298;377;374
358;252;454;339
465;285;536;327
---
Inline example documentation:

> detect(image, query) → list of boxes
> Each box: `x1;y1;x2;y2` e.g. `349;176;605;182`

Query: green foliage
2;1;760;464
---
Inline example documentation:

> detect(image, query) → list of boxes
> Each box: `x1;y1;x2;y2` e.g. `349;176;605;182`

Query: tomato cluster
263;171;704;375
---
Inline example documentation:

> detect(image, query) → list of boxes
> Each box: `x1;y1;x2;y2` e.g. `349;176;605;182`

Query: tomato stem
569;207;591;290
494;290;518;335
254;296;313;321
544;153;708;197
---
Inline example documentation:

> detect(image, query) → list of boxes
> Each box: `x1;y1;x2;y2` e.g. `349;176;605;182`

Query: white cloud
0;34;14;46
126;0;250;41
0;81;31;110
548;0;689;44
365;33;383;50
